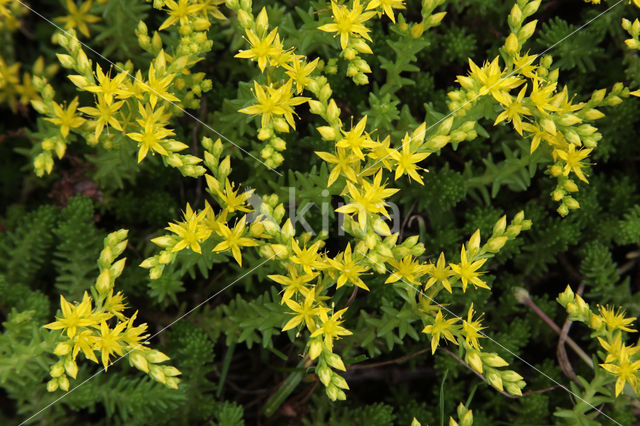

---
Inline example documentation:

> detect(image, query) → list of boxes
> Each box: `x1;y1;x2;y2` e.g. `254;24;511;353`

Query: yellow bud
505;33;519;55
540;118;556;135
54;342;72;356
96;269;111;294
326;353;346;371
236;10;252;28
64;357;78;379
482;353;508;367
58;375;70;391
486;236;508;252
50;363;65;378
466;351;483;374
130;351;149;373
518;20;537;41
317;126;337;140
501;370;523;382
47;379;59;392
309;339;322;360
326;99;340;123
56;54;75;69
411;23;425;39
493;215;507;235
149;365;167;384
487;371;504;391
426;12;447;27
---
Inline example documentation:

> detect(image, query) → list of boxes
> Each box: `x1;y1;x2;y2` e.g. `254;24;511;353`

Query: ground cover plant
1;0;640;424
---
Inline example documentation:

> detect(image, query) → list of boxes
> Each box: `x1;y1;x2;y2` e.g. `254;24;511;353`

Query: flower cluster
30;0;218;177
557;286;640;397
139;0;535;401
450;0;631;215
45;230;180;392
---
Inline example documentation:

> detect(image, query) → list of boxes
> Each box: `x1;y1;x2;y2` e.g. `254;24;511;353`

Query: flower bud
130;351;149;373
466;351;483;374
64;358;78;379
317;364;332;386
58;375;70;391
482;353;508;367
518;20;537;42
54;342;73;356
505;33;518;55
47;379;59;392
96;269;112;294
486;371;504;391
486;236;508;252
326;353;346;371
309;339;322;360
501;370;523;382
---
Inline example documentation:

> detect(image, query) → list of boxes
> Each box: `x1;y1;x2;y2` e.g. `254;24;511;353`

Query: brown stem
345;286;358;307
519;290;593;368
348;348;429;370
557;283;592;386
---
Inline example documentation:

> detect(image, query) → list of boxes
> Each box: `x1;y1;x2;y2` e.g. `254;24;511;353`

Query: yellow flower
462;303;485;350
529;76;558;115
56;0;100;37
385;255;427;286
141;61;180;109
600;347;640;396
71;329;99;363
239;80;309;129
165;203;212;253
390;134;430;184
127;120;172;163
424;252;453;292
94;320;127;370
366;0;405;23
213;215;258;266
283;56;319;94
466;57;523;104
315;148;359;187
335;115;373;160
598;334;640;363
598;306;637;333
318;0;376;49
215;179;254;213
494;85;531;136
84;65;130;105
78;95;124;139
159;0;204;30
335;170;399;231
44;292;95;338
328;243;370;290
310;308;352;351
422;310;459;354
235;29;282;73
268;265;317;303
449;245;489;292
554;144;592;183
291;240;326;274
282;292;329;332
120;311;150;347
46;97;85;138
199;0;226;20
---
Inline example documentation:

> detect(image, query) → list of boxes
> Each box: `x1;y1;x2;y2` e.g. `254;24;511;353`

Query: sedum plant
1;0;640;424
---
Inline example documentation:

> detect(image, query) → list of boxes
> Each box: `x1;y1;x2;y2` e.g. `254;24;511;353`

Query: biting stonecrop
557;286;640;398
45;230;180;392
29;0;218;177
26;0;640;403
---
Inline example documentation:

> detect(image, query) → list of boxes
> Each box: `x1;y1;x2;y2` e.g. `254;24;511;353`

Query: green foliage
2;0;640;424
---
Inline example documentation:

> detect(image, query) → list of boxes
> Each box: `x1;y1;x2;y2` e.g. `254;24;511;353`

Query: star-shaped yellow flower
318;0;376;50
